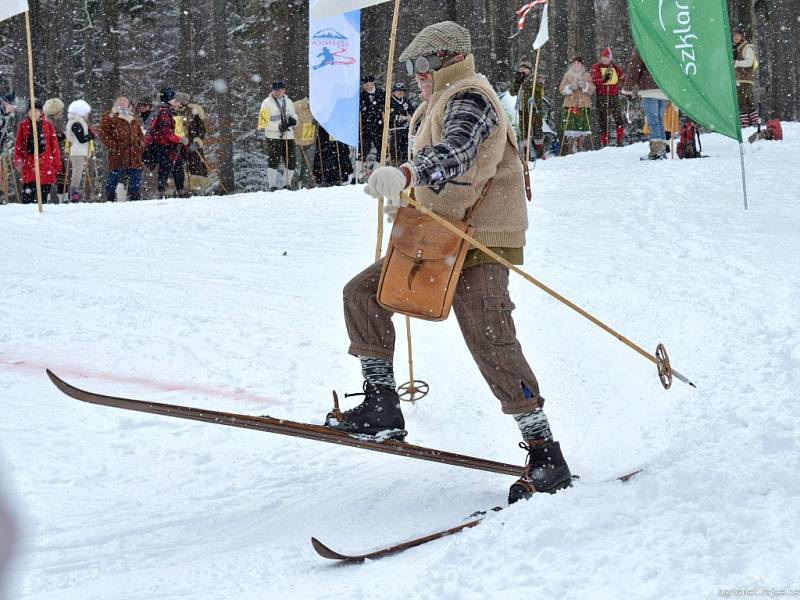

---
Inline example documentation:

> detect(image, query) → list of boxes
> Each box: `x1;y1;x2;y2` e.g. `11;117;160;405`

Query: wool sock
358;356;396;388
513;408;553;443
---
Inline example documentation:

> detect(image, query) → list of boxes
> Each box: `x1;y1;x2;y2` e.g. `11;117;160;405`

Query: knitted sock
514;408;553;443
358;356;396;388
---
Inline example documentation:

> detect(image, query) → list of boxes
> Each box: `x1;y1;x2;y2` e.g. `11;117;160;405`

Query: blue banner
308;3;360;147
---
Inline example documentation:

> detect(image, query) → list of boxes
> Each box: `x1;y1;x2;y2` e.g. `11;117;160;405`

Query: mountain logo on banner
312;28;348;40
311;28;355;70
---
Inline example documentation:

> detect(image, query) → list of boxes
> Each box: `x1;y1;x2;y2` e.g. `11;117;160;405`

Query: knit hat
733;26;745;35
600;47;612;59
272;80;286;90
361;75;376;84
399;21;471;62
1;92;16;106
174;91;191;104
28;98;43;111
518;59;533;71
43;97;64;116
67;99;91;118
160;87;175;103
392;82;406;91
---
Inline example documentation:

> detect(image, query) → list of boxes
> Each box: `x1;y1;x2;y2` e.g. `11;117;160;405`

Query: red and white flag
311;0;390;20
0;0;28;23
515;0;547;31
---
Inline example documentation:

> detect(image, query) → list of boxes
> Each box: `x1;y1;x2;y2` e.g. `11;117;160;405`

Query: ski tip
311;537;363;562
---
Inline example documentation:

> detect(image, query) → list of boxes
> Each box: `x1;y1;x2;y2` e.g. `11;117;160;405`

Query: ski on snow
45;369;524;476
311;470;644;563
46;370;642;562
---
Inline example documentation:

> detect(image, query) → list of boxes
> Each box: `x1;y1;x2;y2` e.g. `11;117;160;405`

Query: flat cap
399;21;471;62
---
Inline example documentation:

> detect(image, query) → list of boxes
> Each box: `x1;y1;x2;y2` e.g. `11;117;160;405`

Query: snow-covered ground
2;126;799;599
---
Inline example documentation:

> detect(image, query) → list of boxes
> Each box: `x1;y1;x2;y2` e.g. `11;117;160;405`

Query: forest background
1;0;796;192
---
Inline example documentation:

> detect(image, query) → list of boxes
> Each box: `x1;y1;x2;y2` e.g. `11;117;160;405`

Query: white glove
563;84;573;94
364;166;412;221
581;82;590;92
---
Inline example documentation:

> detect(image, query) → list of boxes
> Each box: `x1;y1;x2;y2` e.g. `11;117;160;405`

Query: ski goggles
405;53;444;76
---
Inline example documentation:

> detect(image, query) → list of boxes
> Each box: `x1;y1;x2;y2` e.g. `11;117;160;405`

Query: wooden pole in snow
24;11;43;213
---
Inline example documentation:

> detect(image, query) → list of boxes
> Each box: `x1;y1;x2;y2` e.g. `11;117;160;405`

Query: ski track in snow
2;127;799;599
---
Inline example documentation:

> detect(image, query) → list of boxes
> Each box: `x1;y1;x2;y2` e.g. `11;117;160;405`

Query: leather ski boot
508;440;572;504
325;382;406;440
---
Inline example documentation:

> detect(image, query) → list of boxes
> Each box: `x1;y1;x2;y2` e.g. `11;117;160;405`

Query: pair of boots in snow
600;126;625;147
267;168;293;192
646;139;669;160
324;381;572;504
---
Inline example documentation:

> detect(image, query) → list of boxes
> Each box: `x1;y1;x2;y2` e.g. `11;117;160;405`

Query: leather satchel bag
377;181;491;321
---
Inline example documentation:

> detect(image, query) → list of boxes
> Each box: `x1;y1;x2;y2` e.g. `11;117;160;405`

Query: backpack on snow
677;119;701;159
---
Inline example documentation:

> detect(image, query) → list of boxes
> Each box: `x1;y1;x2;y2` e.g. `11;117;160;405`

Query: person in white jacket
259;81;298;191
65;99;96;202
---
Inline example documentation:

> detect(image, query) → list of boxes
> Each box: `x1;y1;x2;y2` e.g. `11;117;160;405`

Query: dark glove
287;116;297;127
514;71;526;86
188;143;198;153
279;123;289;133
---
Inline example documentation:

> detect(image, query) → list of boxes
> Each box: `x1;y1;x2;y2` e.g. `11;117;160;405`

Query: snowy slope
2;127;799;599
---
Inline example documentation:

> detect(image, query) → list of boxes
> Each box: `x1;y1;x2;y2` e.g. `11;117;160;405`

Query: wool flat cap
399;21;471;62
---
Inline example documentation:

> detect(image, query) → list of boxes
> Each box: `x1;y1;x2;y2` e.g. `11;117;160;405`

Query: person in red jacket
143;87;186;198
13;99;62;204
591;47;626;147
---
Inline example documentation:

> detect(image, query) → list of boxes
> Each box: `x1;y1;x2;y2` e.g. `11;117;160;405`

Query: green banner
628;0;741;142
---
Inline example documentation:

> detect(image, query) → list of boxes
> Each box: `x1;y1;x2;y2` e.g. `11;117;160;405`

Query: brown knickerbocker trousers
343;260;543;415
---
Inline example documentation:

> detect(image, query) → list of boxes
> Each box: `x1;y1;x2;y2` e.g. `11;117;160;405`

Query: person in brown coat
558;57;595;153
99;95;144;201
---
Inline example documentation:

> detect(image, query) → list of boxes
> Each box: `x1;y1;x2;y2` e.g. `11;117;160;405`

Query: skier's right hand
365;165;416;220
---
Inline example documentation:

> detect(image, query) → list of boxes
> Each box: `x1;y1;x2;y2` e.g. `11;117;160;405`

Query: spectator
0;93;16;155
100;95;144;202
292;97;318;189
622;50;668;160
388;82;415;166
359;75;385;176
733;27;759;128
591;48;626;147
510;59;545;158
558;56;595;154
259;81;298;191
312;125;353;187
13;98;62;204
185;103;209;194
0;92;17;203
143;87;186;198
43;98;66;202
135;99;158;198
65;99;96;202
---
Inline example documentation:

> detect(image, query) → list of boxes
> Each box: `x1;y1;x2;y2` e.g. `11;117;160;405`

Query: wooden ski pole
525;48;542;163
24;11;43;213
372;0;425;401
0;155;8;202
398;190;696;390
197;152;229;195
375;0;401;261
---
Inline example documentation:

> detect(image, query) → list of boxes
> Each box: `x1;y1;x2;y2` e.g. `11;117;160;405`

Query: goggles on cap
405;53;444;76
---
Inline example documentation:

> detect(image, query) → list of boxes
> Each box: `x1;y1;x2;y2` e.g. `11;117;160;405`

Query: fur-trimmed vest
408;55;527;249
